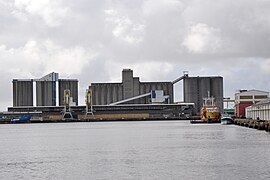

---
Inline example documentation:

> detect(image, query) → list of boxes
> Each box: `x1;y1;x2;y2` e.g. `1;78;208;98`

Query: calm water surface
0;121;270;180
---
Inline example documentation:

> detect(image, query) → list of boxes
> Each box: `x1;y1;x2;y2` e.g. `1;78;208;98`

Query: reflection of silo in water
184;76;223;114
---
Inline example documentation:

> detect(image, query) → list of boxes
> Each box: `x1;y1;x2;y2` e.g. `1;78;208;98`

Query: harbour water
0;121;270;180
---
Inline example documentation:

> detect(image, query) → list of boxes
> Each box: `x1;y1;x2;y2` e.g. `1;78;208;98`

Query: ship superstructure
201;93;221;122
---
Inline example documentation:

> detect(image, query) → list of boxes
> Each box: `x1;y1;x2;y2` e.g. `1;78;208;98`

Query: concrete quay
234;119;270;132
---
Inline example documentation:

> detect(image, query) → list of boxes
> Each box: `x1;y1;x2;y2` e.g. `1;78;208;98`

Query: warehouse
235;89;269;118
246;98;270;120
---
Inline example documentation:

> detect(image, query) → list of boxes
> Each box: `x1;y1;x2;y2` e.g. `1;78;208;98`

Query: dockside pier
234;119;270;132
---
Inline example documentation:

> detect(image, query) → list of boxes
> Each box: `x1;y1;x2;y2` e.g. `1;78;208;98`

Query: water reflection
0;121;270;180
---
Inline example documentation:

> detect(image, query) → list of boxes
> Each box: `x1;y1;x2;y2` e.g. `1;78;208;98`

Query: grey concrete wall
133;77;140;104
89;69;173;105
198;77;211;112
13;80;33;107
90;83;123;105
211;77;224;114
36;81;56;106
184;77;197;106
90;85;99;105
184;77;223;114
139;83;146;104
58;79;78;106
122;69;134;99
140;82;173;104
168;83;174;104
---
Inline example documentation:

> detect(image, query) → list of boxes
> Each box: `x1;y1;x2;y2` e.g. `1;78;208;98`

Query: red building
235;102;253;118
234;89;269;118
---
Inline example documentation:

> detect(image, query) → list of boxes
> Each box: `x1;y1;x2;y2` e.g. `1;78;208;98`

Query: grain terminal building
13;72;78;107
89;69;174;105
8;69;224;121
89;69;224;114
183;76;224;114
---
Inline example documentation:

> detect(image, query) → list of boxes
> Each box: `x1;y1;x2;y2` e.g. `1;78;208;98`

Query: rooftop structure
235;89;269;117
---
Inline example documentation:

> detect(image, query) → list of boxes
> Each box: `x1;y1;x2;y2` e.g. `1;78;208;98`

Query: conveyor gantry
171;71;189;84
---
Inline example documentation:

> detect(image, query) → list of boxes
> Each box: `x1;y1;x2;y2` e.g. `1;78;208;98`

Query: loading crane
85;89;94;116
63;89;73;120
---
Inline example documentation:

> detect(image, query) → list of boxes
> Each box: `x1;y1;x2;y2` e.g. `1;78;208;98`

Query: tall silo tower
36;72;58;106
184;76;223;114
12;79;33;107
58;79;78;106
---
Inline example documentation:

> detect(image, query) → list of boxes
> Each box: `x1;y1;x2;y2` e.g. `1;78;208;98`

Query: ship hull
221;117;233;125
204;111;221;122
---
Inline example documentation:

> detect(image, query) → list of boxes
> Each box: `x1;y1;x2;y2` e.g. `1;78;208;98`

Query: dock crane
63;89;73;120
85;89;94;116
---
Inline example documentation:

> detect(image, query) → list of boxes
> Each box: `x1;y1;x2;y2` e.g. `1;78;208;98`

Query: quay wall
234;119;270;132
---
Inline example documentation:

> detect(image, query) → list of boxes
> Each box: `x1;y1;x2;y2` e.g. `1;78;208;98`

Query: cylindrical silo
13;79;33;107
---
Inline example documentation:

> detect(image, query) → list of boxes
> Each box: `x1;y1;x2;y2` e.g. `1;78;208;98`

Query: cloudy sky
0;0;270;110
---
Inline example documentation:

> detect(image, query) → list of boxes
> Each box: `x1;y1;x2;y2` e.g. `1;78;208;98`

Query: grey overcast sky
0;0;270;110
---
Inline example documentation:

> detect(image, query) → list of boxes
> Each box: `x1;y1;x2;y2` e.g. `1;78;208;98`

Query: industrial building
9;69;225;121
183;76;224;114
12;72;78;107
235;89;269;117
89;69;223;115
36;72;58;106
89;69;174;105
6;103;195;121
58;79;78;106
246;98;270;120
12;79;33;106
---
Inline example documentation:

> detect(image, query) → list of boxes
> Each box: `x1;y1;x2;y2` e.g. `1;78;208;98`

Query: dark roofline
140;81;172;84
90;82;122;85
58;79;78;82
185;76;223;78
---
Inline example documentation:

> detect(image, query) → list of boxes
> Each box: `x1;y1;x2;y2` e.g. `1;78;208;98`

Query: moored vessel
221;116;234;125
201;93;221;123
11;115;31;123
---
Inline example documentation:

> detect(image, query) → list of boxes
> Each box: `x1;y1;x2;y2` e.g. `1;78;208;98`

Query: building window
254;95;267;99
240;96;253;99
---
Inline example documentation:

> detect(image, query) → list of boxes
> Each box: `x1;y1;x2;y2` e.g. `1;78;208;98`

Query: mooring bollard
248;120;254;128
264;121;270;132
257;122;265;130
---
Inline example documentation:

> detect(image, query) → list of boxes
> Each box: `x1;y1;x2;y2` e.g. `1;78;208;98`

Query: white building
235;89;269;104
235;89;269;117
246;98;270;120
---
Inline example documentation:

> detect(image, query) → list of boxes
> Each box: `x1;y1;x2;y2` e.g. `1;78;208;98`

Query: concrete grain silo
58;79;78;106
89;69;173;105
184;76;223;114
12;79;33;107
